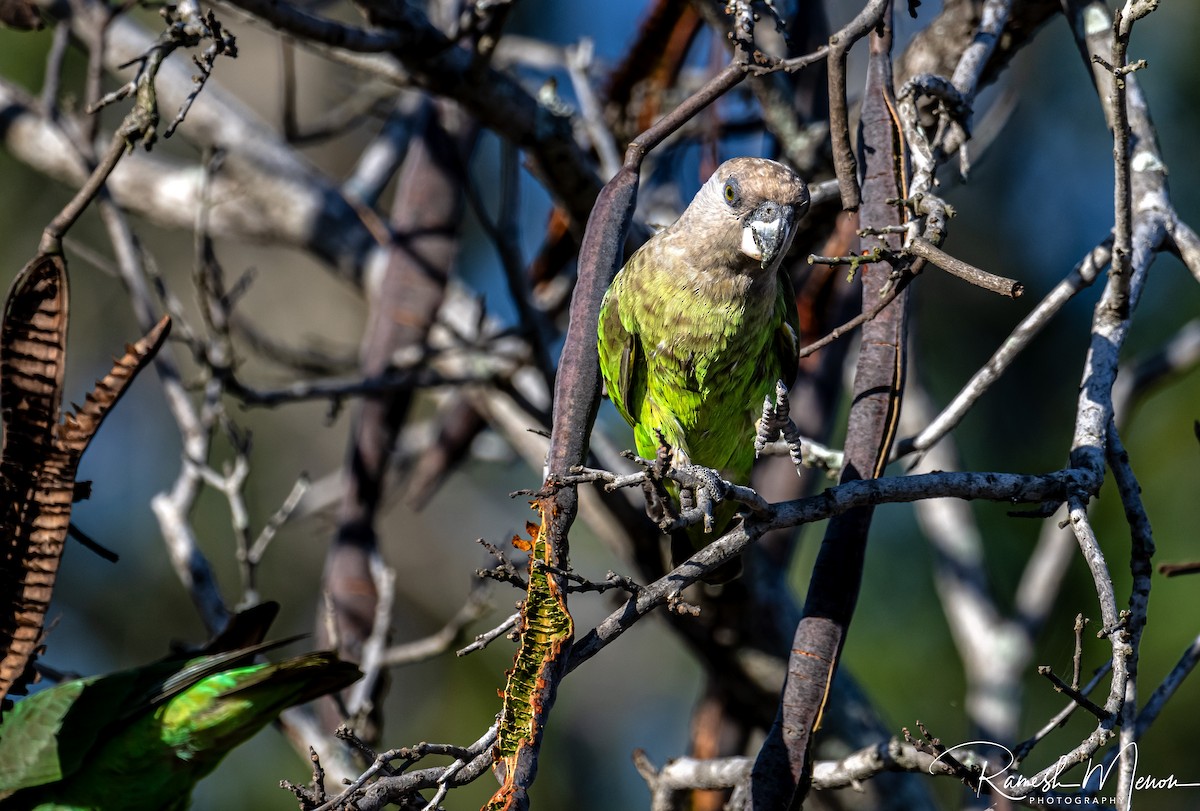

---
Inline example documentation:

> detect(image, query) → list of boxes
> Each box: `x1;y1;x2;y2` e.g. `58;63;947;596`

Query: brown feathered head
673;157;810;274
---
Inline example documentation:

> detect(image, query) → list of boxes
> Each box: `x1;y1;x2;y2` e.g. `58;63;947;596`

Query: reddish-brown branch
751;3;906;806
318;100;476;743
826;0;892;210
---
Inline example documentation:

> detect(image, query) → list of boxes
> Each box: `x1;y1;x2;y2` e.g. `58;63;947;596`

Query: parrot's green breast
598;243;799;484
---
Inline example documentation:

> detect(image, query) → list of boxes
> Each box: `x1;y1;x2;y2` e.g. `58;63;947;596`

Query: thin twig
382;585;492;666
246;474;311;565
40;133;129;254
896;240;1110;458
1100;3;1139;317
1036;665;1111;722
1012;661;1112;764
905;235;1023;298
1107;420;1155;806
796;272;912;361
1135;633;1200;739
1072;613;1087;690
457;612;519;656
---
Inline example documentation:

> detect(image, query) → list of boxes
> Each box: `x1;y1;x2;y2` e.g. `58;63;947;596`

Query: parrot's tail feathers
670;524;743;585
173;652;362;757
153;636;311;706
219;652;362;709
201;602;282;654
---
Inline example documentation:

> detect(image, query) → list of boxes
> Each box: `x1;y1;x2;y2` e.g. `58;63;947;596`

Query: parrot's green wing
0;679;86;796
597;273;646;429
773;271;801;391
79;650;359;811
0;642;261;797
0;668;147;796
0;637;308;797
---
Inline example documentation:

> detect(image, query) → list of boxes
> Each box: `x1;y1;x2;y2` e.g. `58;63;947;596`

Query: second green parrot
598;157;808;571
0;642;361;810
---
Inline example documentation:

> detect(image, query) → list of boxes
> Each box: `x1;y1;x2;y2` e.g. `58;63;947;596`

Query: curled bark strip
0;253;169;709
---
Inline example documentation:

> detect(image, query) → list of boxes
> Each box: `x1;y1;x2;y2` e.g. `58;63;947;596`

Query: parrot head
680;157;810;274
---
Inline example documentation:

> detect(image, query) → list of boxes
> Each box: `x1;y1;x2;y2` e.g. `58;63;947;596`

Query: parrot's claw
755;380;807;475
698;489;715;534
754;379;792;455
641;477;676;527
671;463;724;534
678;485;696;513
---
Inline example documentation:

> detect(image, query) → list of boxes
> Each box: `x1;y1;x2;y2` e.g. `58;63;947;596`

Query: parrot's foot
755;380;805;469
556;457;748;583
646;433;682;526
679;485;695;513
754;381;846;476
667;463;744;582
638;447;743;583
672;464;724;534
632;447;724;536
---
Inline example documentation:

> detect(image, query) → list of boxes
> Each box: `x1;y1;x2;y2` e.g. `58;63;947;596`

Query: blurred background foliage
2;0;1200;808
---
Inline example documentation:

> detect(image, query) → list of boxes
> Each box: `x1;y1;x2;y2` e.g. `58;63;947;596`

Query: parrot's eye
723;180;739;207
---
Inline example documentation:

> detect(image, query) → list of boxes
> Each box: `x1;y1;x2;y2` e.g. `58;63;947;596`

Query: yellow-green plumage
0;643;361;811
598;158;807;563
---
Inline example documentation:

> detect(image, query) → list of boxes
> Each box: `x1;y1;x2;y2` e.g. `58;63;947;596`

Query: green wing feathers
774;271;801;392
597;269;642;430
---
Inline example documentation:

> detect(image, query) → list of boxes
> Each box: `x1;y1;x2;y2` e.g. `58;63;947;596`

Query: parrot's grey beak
741;201;797;269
